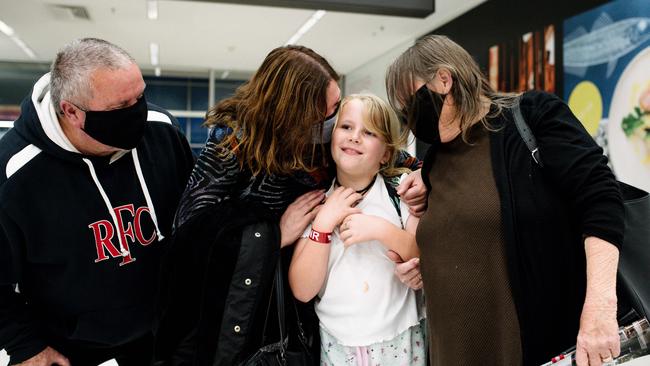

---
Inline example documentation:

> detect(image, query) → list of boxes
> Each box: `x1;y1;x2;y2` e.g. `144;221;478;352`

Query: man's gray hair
50;38;135;113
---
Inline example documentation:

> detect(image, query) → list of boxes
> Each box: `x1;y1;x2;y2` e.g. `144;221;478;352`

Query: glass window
144;81;188;110
190;85;209;111
176;117;188;136
190;117;208;144
0;63;49;106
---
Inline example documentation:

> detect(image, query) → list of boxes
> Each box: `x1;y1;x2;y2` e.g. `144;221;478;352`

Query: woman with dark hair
153;45;425;365
386;35;624;366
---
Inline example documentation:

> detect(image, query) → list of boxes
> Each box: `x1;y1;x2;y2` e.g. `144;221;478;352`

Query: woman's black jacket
152;200;313;366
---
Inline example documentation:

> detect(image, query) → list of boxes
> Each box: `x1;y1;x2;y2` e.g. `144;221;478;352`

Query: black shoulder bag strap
512;97;544;167
274;257;287;361
274;256;314;365
240;257;293;365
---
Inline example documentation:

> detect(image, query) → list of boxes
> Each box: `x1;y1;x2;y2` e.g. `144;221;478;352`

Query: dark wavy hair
205;45;339;176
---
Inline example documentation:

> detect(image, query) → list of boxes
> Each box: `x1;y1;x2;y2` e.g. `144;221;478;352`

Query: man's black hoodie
0;74;194;363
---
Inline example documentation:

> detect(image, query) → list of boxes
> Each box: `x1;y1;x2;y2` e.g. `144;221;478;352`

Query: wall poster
564;0;650;192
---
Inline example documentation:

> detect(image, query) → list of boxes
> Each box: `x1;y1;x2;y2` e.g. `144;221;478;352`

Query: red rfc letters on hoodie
88;204;157;266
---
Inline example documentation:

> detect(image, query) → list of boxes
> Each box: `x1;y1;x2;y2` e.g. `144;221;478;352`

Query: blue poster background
564;0;650;191
563;0;650;117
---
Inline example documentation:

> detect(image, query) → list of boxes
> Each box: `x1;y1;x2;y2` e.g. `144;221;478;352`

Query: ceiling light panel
147;0;158;20
286;10;326;45
149;42;159;65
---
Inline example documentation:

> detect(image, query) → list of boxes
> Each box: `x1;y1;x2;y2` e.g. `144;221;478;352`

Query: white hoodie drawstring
82;151;165;258
82;158;130;257
131;148;165;241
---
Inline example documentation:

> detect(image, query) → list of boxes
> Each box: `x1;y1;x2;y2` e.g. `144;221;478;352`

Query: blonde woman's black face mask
407;85;445;145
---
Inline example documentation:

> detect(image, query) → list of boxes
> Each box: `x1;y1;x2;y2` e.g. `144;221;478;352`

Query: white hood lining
31;73;79;153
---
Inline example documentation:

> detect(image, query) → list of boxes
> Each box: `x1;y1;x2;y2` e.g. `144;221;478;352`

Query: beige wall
344;39;417;156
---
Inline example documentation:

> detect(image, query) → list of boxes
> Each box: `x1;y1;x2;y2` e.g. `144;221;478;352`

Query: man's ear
59;101;84;128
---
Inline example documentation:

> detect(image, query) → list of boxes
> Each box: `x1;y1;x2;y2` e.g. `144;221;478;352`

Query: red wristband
308;228;332;244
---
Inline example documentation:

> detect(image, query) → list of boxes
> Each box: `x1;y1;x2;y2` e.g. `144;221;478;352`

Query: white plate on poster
607;46;650;193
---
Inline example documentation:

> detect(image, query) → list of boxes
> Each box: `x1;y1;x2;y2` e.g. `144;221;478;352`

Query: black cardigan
421;91;624;365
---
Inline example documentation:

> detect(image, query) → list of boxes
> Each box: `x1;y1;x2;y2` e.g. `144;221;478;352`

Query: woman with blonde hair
386;35;623;366
154;45;425;365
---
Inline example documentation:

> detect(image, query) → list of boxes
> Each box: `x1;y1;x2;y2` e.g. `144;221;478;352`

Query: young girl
289;94;426;366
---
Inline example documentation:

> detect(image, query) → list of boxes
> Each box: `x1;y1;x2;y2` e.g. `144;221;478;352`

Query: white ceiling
0;0;485;78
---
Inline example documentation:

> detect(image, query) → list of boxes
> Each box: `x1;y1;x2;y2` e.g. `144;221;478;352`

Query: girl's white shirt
302;174;424;346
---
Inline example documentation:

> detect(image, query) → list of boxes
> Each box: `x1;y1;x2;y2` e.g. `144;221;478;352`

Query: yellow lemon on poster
568;81;603;136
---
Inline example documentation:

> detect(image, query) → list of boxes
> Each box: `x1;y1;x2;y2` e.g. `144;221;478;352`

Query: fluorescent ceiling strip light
149;42;159;65
0;20;15;36
13;37;36;59
0;121;14;128
154;67;161;77
0;19;36;59
147;0;158;20
286;10;326;45
220;70;230;79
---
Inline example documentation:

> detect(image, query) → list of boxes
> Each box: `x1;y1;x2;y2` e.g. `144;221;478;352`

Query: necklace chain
334;175;377;196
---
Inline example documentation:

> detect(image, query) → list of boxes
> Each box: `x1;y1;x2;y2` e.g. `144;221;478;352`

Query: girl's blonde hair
337;93;411;177
386;35;519;143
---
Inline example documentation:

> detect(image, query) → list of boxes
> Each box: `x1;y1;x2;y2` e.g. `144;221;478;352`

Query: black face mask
404;85;445;145
81;96;148;149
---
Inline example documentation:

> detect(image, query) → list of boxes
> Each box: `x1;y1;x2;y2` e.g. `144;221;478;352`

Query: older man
0;38;194;365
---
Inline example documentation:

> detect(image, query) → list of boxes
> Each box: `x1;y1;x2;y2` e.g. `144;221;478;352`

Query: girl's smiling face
331;98;388;179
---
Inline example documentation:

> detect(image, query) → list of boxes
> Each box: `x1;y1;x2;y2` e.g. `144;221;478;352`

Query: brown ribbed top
416;126;522;366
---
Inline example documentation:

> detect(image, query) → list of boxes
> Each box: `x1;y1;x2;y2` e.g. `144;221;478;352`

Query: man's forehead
88;65;144;106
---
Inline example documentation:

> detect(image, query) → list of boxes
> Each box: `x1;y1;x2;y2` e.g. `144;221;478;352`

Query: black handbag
240;257;314;366
512;99;650;320
616;182;650;320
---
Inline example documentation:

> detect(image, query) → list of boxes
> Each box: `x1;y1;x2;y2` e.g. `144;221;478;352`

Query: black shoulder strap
512;97;544;167
383;176;403;228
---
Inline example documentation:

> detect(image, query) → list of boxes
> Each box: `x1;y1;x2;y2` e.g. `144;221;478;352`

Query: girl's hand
312;187;362;232
339;213;384;246
341;208;420;262
280;190;324;247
